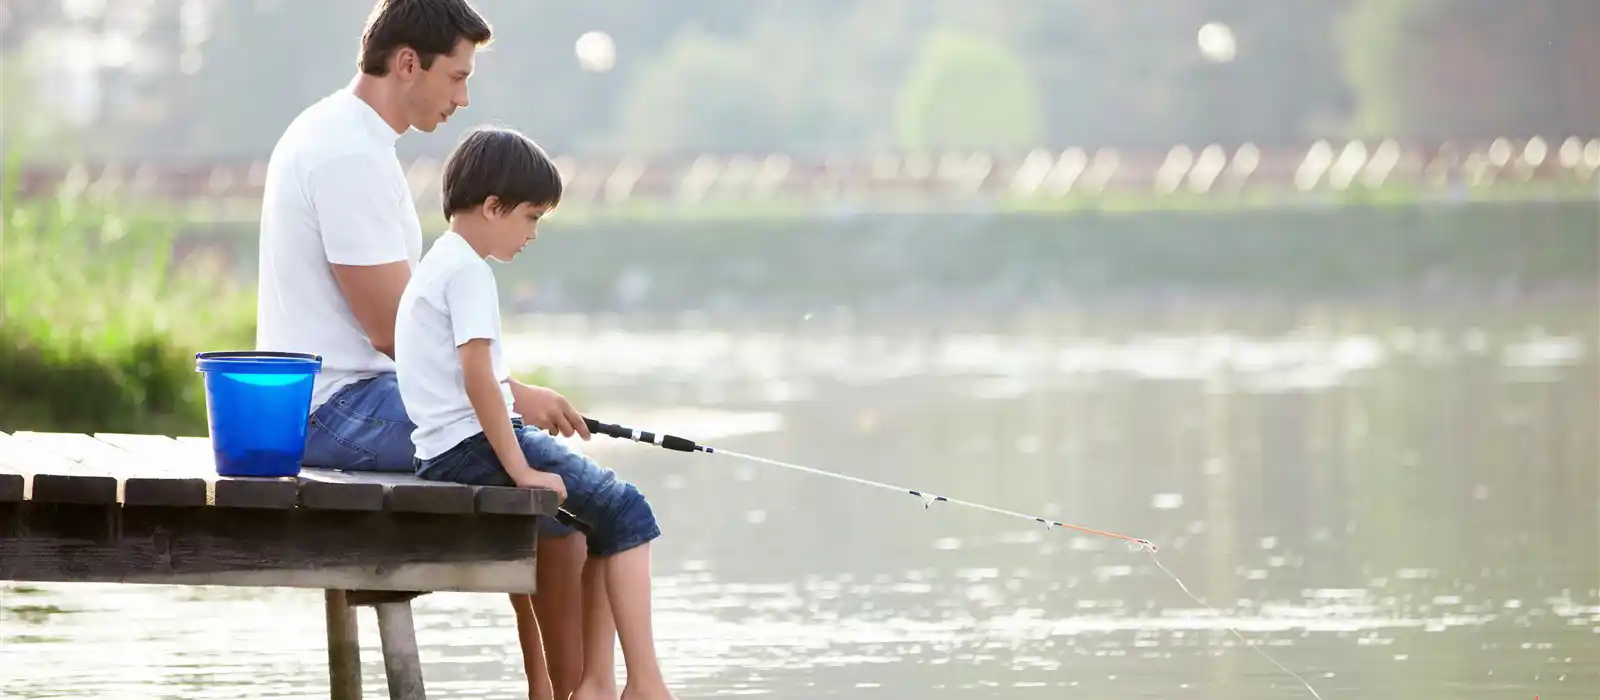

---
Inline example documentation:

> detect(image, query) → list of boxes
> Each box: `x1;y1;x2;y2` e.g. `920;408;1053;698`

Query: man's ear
392;45;418;79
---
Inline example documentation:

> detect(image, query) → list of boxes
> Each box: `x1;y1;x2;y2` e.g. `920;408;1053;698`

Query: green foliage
0;152;256;435
894;29;1045;152
612;28;789;154
1339;0;1600;139
1337;0;1447;138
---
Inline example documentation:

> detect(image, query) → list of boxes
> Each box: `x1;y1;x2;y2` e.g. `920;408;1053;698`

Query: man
254;2;595;698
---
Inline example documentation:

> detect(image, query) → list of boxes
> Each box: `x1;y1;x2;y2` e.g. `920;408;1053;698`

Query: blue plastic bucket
196;351;322;477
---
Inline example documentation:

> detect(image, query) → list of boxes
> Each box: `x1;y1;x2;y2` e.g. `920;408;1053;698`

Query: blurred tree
1340;0;1600;140
609;27;788;155
893;28;1045;152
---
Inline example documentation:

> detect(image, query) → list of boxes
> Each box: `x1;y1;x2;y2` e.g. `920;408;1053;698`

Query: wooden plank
0;432;25;502
16;432;210;508
0;502;539;593
94;433;214;506
388;480;476;514
296;468;390;512
299;468;486;515
169;436;299;509
299;468;553;516
91;433;210;506
4;432;118;504
475;485;553;517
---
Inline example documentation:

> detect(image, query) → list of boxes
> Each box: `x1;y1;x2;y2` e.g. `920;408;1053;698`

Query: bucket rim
196;350;322;362
196;350;323;374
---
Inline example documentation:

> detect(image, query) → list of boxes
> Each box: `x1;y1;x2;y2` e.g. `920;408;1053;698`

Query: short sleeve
308;152;412;266
442;264;501;347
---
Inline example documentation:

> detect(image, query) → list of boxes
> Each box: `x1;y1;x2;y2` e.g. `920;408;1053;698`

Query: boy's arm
446;268;566;499
459;340;564;499
459;339;534;476
311;152;415;358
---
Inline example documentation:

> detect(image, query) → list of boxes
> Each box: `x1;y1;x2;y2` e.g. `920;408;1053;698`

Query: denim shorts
415;419;661;558
302;373;576;538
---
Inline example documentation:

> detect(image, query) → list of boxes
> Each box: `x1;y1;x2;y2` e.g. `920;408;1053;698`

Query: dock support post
375;600;426;700
325;589;363;700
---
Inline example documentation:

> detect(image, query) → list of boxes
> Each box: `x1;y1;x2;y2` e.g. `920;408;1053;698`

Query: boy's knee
590;480;660;557
615;481;654;523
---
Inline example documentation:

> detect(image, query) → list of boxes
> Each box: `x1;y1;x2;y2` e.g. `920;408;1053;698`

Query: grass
0;150;568;436
0;152;257;436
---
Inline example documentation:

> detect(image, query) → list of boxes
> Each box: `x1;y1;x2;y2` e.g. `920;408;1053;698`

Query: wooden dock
0;429;560;699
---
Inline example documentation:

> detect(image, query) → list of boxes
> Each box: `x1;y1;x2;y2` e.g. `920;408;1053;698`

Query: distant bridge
8;136;1599;210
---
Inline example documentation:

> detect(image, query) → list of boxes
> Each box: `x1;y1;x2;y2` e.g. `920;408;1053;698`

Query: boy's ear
482;195;502;219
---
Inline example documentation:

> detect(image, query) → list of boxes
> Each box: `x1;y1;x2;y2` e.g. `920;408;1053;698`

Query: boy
395;126;677;700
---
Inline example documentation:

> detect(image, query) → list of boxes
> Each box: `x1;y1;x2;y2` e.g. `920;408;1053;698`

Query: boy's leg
572;554;619;699
604;543;668;698
535;528;600;699
413;426;573;698
515;427;673;699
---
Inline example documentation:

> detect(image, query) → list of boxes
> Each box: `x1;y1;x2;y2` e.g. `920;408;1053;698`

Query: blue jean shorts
415;419;661;558
301;373;576;538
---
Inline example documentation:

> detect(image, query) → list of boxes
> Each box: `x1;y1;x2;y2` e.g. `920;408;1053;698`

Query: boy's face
483;198;553;262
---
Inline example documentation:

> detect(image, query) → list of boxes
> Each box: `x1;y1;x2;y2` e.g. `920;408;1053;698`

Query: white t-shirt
255;86;424;410
394;231;518;460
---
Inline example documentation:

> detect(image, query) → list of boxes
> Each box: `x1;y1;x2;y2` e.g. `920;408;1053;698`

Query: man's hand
511;469;567;503
510;381;591;440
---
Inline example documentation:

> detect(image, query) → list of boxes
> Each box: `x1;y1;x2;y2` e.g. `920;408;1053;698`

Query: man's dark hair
358;0;492;76
441;126;564;220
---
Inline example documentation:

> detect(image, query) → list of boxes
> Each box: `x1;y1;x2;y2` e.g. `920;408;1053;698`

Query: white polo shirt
394;231;517;460
255;86;424;410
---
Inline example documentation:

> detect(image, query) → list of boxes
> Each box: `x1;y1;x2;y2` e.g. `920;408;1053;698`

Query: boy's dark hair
358;0;492;76
441;127;564;220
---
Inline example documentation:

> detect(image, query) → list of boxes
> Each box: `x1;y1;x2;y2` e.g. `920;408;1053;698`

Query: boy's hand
511;381;591;440
512;469;567;504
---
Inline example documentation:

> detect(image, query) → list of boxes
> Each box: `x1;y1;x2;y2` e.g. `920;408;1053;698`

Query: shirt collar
340;85;404;145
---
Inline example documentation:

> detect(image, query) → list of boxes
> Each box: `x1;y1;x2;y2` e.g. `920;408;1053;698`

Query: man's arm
310;152;416;358
330;262;410;359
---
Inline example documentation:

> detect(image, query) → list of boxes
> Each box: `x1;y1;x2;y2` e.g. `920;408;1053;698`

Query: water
4;305;1597;699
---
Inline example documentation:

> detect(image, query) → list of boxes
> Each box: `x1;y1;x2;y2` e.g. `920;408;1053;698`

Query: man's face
402;38;476;133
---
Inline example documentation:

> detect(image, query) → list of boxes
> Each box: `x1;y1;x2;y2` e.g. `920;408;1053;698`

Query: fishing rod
578;415;1327;699
580;416;1157;553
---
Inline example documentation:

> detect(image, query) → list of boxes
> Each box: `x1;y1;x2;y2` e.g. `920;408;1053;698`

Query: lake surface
4;304;1597;699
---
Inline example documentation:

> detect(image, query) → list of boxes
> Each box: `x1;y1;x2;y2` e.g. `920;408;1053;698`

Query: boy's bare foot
571;679;620;700
618;683;676;700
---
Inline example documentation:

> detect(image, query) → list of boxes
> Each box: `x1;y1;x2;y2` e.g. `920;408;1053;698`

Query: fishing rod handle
582;417;707;453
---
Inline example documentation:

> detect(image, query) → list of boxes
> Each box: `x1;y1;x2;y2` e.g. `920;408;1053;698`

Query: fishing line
580;416;1326;698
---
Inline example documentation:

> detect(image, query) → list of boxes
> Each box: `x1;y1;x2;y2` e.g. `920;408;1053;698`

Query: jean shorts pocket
304;414;378;470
